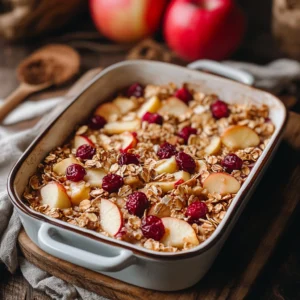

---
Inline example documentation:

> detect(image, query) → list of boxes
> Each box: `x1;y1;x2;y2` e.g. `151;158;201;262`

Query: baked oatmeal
24;82;275;252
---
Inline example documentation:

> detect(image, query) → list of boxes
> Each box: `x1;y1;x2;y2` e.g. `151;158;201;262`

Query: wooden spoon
0;44;80;123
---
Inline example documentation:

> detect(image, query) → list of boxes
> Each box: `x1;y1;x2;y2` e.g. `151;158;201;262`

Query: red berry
141;215;165;241
89;115;106;130
178;126;197;143
102;174;124;193
221;153;243;173
174;87;193;104
142;112;163;125
66;164;86;182
157;142;178;159
118;153;140;166
127;83;144;98
126;192;149;217
210;100;229;119
185;201;208;224
76;144;96;160
175;152;196;174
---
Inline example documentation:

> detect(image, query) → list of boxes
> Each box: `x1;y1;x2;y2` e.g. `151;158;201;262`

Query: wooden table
1;2;300;299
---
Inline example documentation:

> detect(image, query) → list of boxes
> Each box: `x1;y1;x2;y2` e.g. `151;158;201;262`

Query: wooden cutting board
18;69;300;300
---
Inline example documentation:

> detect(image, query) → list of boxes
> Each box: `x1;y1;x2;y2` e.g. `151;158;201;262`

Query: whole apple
163;0;246;61
90;0;167;43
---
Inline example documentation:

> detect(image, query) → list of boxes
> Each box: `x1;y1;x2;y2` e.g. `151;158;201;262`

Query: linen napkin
0;59;299;300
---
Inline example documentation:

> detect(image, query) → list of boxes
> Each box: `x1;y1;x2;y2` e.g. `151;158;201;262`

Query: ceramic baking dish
8;60;287;291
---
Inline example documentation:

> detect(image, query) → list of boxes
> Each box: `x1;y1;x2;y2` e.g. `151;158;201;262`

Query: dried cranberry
157;142;178;159
142;112;163;125
89;115;106;130
210;100;229;119
66;164;86;182
141;215;165;241
175;152;196;174
102;174;124;193
126;192;149;217
178;126;197;143
76;144;96;160
221;153;243;173
126;83;144;97
185;201;208;224
118;153;140;166
174;87;193;104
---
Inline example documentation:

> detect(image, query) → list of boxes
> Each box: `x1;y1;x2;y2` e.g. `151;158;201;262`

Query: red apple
163;0;246;61
89;0;167;43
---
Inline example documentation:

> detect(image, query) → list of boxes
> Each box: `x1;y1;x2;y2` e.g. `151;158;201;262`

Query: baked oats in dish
24;82;275;252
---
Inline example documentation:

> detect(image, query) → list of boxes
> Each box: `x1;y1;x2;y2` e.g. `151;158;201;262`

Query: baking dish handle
187;59;254;86
38;223;135;272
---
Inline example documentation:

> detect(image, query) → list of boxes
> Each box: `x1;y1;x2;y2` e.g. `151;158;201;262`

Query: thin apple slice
137;96;161;118
203;172;241;195
69;181;90;206
158;97;190;117
104;119;141;135
148;203;171;218
161;217;199;248
221;125;260;149
100;199;123;236
155;156;178;175
205;136;221;155
113;97;138;114
174;170;191;181
95;102;121;122
120;132;138;152
53;157;79;175
74;135;95;149
40;182;71;209
84;168;106;187
151;171;190;192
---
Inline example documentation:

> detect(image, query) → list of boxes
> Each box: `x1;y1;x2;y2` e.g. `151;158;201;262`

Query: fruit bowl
8;60;287;291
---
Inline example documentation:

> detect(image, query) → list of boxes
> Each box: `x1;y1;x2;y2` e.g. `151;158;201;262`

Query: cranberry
118;153;140;166
210;100;229;119
66;164;86;182
102;174;124;193
126;192;149;217
142;112;163;125
157;142;178;159
221;153;243;173
175;152;196;174
127;83;144;98
89;115;106;130
141;215;165;241
178;126;197;143
185;201;208;224
174;87;193;104
76;144;96;160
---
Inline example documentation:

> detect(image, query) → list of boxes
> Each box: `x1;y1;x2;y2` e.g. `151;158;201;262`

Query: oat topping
23;82;275;252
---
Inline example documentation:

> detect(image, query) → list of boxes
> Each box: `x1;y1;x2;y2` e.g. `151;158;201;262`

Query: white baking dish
8;60;287;291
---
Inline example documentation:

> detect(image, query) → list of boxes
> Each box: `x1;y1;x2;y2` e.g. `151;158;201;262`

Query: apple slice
205;136;221;155
137;96;161;118
161;217;199;248
174;170;191;181
100;199;123;236
151;171;190;192
158;97;190;117
95;102;121;122
53;157;79;175
203;172;241;195
120;132;138;152
84;168;106;187
69;181;90;206
155;156;178;175
40;182;71;209
148;203;171;218
74;135;95;149
113;97;138;114
104;119;141;135
221;125;260;149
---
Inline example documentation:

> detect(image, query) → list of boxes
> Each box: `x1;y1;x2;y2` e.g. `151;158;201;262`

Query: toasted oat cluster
24;82;275;252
